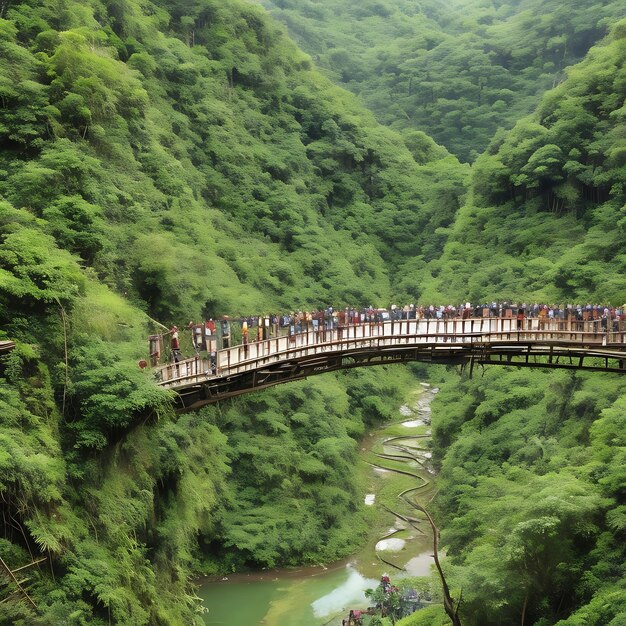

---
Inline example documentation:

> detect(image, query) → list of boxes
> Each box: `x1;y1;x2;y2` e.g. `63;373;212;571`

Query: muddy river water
198;383;438;626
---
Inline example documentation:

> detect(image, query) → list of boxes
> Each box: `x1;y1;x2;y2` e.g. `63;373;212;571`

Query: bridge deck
155;318;626;411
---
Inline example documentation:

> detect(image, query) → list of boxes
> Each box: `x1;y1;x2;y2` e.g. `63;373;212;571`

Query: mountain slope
419;19;626;305
260;0;626;161
405;21;626;626
0;0;464;622
1;0;467;321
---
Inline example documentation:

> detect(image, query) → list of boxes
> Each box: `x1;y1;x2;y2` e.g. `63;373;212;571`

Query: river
198;383;438;626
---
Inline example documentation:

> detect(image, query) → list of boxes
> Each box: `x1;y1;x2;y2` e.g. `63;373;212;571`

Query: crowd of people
153;301;624;365
194;301;623;336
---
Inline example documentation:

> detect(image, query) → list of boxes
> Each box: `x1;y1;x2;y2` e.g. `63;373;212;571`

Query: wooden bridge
0;340;15;354
155;318;626;412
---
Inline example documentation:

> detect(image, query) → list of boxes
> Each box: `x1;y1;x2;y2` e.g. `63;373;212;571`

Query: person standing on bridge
242;320;249;358
538;305;547;330
170;326;181;363
516;307;525;330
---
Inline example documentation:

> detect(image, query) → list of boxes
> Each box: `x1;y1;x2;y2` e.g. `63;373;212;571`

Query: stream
198;383;438;626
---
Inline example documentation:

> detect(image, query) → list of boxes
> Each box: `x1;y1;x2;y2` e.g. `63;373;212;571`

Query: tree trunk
409;501;463;626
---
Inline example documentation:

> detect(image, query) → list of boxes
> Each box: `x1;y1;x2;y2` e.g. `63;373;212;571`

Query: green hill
0;0;464;622
407;21;626;626
260;0;625;161
419;20;626;305
1;0;626;624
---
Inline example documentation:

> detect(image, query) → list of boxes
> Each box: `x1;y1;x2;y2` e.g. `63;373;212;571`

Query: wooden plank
0;341;15;354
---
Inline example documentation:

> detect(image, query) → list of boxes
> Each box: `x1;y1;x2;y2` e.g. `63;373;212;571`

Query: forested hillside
403;20;626;626
260;0;625;161
0;0;467;319
406;366;626;626
419;20;626;305
2;0;626;624
0;0;463;622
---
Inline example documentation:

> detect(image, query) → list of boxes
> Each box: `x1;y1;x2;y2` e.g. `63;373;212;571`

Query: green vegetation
205;366;417;573
0;0;466;322
416;22;626;625
429;367;626;625
419;20;626;305
260;0;625;161
0;0;453;620
1;0;626;623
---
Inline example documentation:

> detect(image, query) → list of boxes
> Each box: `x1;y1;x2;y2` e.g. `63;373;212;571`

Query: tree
365;582;404;624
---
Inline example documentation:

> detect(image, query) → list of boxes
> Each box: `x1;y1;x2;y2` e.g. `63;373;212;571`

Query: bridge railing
155;318;626;388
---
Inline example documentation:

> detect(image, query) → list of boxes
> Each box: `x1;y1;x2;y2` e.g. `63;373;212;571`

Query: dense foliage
0;0;454;621
421;367;626;625
0;0;466;322
1;0;626;623
260;0;625;161
419;20;626;305
403;21;626;626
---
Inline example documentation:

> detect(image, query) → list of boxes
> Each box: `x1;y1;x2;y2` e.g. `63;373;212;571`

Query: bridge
0;341;15;355
154;317;626;412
